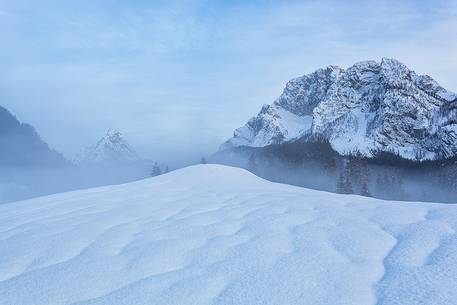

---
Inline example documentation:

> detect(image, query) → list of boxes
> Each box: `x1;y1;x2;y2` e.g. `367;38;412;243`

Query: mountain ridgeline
0;105;74;202
212;58;457;202
0;106;68;169
75;129;141;167
74;129;155;187
0;108;157;203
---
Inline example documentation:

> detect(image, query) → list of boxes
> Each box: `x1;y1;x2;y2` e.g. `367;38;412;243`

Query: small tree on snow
336;171;345;194
200;157;207;164
151;162;162;177
359;161;371;197
360;181;371;197
337;159;353;194
248;153;258;172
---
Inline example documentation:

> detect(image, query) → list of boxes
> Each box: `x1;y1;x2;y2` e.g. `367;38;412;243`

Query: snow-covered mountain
1;164;456;305
221;58;457;161
75;129;141;167
72;129;157;189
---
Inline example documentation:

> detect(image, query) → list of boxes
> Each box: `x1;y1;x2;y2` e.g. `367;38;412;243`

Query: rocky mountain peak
104;128;124;142
221;58;457;161
76;129;140;166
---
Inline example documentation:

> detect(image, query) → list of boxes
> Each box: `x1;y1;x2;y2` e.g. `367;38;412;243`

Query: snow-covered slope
75;129;140;166
1;164;456;305
222;58;457;160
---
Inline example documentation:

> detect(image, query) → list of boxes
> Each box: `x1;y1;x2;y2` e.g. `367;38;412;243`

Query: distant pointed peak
76;128;140;166
100;128;127;145
105;128;122;137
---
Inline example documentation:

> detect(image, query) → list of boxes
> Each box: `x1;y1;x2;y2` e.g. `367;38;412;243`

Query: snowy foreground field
1;165;457;305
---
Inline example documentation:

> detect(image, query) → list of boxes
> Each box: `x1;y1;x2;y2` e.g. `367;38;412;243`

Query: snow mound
1;164;456;305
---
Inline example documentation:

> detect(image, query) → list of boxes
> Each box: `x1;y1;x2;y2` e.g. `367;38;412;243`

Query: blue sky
0;0;456;166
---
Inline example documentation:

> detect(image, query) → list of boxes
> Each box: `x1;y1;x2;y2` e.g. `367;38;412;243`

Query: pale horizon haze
1;0;456;167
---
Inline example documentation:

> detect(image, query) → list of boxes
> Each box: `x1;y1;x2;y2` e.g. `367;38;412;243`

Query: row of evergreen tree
245;151;413;199
150;162;169;177
150;157;208;177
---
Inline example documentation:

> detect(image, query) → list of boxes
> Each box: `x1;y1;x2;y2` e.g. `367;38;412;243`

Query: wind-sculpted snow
1;165;456;305
222;58;457;160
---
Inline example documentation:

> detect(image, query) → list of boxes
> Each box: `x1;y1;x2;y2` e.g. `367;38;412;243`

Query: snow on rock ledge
1;164;457;305
222;58;457;160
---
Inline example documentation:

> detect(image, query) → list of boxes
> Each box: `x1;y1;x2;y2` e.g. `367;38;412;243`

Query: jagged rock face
76;129;140;167
221;58;457;160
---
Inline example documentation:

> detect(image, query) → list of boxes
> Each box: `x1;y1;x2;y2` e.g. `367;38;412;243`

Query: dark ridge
0;105;70;169
211;137;457;203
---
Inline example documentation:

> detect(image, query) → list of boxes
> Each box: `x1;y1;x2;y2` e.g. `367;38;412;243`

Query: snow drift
1;164;456;305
